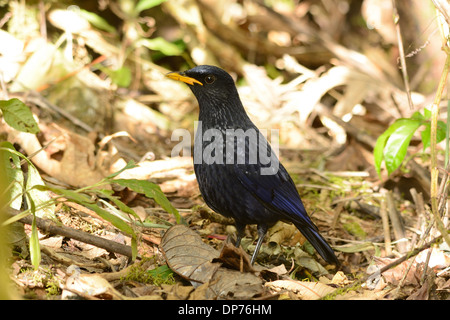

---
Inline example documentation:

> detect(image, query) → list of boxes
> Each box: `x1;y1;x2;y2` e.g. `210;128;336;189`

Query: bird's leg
250;224;268;265
234;223;246;248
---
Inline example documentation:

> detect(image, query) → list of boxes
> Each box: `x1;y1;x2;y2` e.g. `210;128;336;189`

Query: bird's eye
205;75;216;84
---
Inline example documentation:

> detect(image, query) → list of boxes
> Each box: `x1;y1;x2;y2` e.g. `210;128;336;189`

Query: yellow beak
166;72;203;86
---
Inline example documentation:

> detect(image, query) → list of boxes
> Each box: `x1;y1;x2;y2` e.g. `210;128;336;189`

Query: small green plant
374;107;447;177
1;98;184;269
0;98;40;134
125;259;175;286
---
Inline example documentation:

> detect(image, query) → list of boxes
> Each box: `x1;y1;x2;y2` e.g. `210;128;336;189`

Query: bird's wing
234;162;318;230
234;161;340;265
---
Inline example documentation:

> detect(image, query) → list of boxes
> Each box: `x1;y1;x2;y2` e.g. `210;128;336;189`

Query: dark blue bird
167;65;338;265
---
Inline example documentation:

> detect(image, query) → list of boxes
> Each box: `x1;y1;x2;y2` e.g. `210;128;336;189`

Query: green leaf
30;215;41;270
135;0;167;13
113;179;184;224
79;9;116;33
0;143;54;219
146;264;175;285
0;98;39;134
28;197;41;270
374;119;410;177
411;111;425;121
106;161;137;180
437;120;447;144
383;119;422;175
421;121;447;151
112;67;132;87
98;192;141;222
374;119;423;177
333;242;375;253
138;37;184;56
421;123;431;152
100;66;132;88
26;161;55;220
34;185;139;260
0;142;24;209
35;185;136;236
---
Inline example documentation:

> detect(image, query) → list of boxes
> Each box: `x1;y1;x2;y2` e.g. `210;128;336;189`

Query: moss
321;280;363;300
124;258;176;286
343;218;367;239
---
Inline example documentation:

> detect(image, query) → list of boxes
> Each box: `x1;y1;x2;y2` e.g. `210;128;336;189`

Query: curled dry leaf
161;225;264;299
160;224;221;286
213;241;253;272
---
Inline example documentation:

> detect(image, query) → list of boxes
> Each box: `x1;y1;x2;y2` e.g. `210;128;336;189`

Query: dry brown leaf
329;271;351;286
334;288;391;300
39;236;63;249
161;225;265;299
265;279;335;300
406;279;431;300
369;248;450;287
160;225;221;286
57;130;107;187
115;157;193;180
62;265;123;300
203;268;263;300
161;283;195;300
213;241;253;272
7;124;108;188
369;256;421;286
267;221;300;247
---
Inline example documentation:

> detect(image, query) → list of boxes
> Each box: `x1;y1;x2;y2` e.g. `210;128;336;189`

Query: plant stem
430;50;450;248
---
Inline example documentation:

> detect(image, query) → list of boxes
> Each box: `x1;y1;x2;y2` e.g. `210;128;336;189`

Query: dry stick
437;161;450;215
367;235;441;284
379;197;392;256
7;207;133;258
386;191;408;253
391;0;414;111
409;188;426;249
429;51;450;248
409;188;433;286
432;0;450;27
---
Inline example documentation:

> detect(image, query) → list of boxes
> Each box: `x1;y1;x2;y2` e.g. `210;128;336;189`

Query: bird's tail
294;222;339;265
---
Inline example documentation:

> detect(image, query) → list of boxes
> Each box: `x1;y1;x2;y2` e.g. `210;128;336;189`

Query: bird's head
166;65;238;103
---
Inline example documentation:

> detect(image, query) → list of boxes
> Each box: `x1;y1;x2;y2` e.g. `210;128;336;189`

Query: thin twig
379;196;392;256
386;191;407;253
391;0;414;110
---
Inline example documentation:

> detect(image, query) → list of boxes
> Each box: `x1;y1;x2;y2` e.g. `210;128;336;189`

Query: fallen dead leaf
265;279;335;300
161;225;265;299
201;268;263;300
62;265;123;300
368;248;450;287
368;256;422;286
7;124;107;188
160;224;221;286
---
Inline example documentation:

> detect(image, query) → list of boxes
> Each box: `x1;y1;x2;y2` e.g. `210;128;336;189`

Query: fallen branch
7;207;133;258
